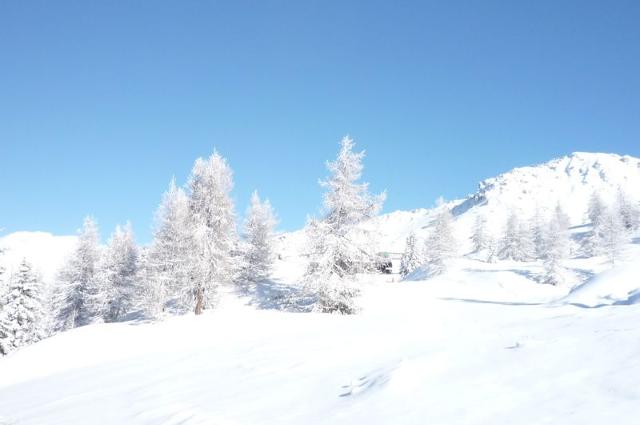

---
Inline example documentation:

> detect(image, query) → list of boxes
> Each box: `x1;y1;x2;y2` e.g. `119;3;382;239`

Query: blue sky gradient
1;1;639;242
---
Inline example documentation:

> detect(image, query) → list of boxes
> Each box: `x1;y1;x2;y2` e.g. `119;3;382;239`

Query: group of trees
1;137;385;355
10;150;279;351
583;190;637;265
399;201;457;279
2;140;640;354
398;187;638;286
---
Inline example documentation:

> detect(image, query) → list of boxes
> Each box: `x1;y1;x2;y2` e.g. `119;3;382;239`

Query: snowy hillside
1;267;639;425
0;232;76;285
455;152;640;222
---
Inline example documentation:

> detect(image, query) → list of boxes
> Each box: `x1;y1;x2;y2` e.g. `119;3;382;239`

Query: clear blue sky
1;1;639;242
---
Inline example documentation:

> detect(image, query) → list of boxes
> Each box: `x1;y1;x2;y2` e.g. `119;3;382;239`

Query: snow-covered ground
1;252;639;424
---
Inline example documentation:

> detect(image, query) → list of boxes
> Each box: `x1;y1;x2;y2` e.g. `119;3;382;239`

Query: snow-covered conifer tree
542;205;571;285
0;259;44;355
422;200;457;276
303;136;385;314
188;151;237;314
471;213;489;253
52;216;102;331
616;188;639;231
99;223;139;322
499;210;535;262
241;191;277;284
587;191;605;227
597;205;629;266
399;232;420;278
144;179;194;317
531;207;547;259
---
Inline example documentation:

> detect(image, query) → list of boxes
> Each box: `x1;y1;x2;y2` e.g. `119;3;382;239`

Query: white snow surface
1;259;639;424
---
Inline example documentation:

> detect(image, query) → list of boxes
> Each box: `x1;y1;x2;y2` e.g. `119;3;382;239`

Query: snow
562;261;640;307
2;152;640;424
1;258;640;424
0;232;76;285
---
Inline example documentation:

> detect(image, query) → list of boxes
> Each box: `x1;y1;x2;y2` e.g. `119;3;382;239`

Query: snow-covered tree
471;213;489;253
542;205;571;285
530;207;547;259
303;136;385;314
399;232;420;278
0;248;5;307
241;191;277;284
98;223;139;322
597;205;629;266
52;216;103;332
188;151;237;314
144;179;194;317
587;191;605;227
0;259;44;355
500;211;534;261
423;201;457;276
616;188;639;231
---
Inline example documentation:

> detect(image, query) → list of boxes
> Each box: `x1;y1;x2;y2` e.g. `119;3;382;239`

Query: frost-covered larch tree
188;151;237;315
531;207;547;259
241;191;277;284
471;212;489;253
399;232;420;278
53;216;103;332
542;205;571;285
303;136;385;314
423;200;457;276
616;187;639;231
99;223;139;322
597;205;629;266
499;210;535;262
144;178;194;317
587;191;605;227
583;192;607;256
0;259;44;355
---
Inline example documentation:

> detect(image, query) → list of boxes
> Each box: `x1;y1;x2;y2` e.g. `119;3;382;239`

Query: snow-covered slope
1;269;639;425
0;232;76;286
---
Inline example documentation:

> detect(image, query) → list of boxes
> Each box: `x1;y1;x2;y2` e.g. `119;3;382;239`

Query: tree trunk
194;287;204;315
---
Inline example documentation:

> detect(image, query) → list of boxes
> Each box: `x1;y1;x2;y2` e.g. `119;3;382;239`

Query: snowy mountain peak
455;152;640;225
